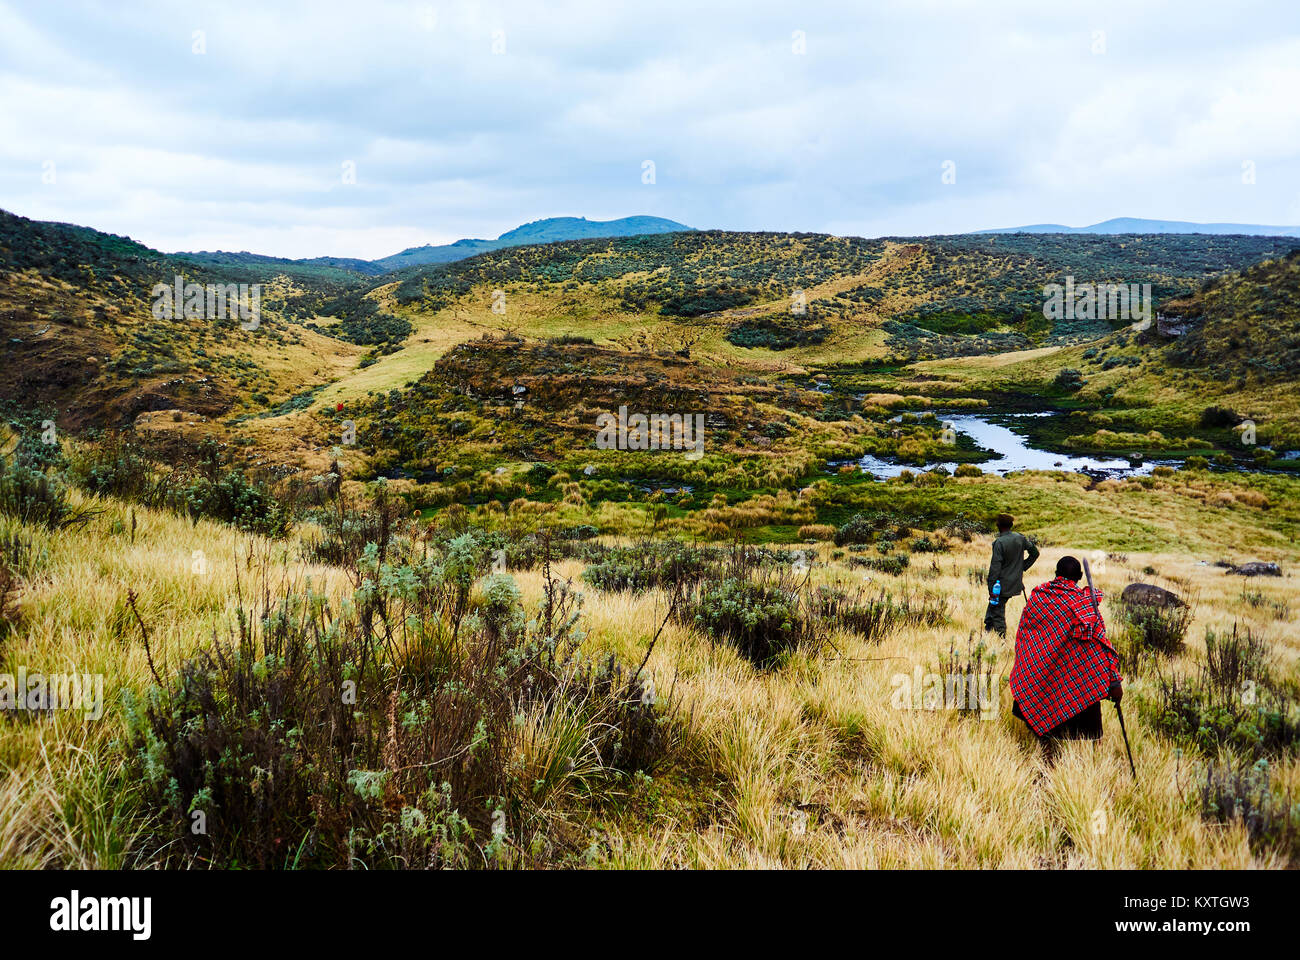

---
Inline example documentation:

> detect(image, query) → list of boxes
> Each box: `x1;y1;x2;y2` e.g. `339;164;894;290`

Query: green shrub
1148;625;1300;760
1200;406;1240;428
173;470;293;538
0;457;93;531
582;541;719;593
1116;596;1195;658
834;513;878;546
557;524;599;541
659;287;755;317
943;513;988;542
67;432;159;502
725;315;829;350
863;554;909;576
684;574;820;668
123;542;674;869
1053;368;1085;392
1199;759;1300;865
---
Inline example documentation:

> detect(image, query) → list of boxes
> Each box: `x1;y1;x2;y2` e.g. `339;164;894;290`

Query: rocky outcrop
1155;312;1198;337
1120;583;1187;608
1224;561;1282;577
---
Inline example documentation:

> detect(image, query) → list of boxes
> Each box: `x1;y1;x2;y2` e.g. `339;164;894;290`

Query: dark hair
1056;556;1083;582
996;513;1014;532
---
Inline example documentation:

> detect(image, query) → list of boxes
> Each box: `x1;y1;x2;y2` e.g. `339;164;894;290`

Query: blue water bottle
990;579;1001;606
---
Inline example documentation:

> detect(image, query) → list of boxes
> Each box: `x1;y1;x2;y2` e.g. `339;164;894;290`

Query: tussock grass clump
892;587;951;629
814;582;896;643
935;633;998;717
859;553;909;576
797;524;836;541
812;581;948;644
0;560;16;640
1241;587;1291;622
0;529;44;578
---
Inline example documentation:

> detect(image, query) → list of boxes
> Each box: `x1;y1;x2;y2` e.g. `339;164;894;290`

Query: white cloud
0;0;1297;258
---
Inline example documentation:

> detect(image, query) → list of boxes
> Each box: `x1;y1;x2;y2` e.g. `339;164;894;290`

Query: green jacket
987;531;1039;598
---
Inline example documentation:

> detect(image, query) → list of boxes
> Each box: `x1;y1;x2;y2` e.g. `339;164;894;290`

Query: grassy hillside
871;252;1300;453
172;249;385;281
1163;249;1300;382
8;209;1296;503
0;210;392;434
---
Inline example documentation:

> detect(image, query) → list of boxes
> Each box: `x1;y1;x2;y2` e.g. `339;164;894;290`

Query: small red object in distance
337;402;344;411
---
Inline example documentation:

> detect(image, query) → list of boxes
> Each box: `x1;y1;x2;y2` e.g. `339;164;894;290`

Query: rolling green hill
172;249;386;280
380;228;1298;359
4;206;1299;475
1163;250;1300;382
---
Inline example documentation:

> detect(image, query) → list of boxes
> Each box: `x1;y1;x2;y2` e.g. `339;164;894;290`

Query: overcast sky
2;0;1298;260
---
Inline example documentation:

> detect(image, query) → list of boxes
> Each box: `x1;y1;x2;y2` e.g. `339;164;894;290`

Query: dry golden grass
1;489;1297;869
458;537;1300;868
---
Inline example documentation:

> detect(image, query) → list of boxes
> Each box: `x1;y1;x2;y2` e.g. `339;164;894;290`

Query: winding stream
854;412;1172;479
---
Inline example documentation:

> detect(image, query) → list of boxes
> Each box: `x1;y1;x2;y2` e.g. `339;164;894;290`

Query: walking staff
1083;556;1136;779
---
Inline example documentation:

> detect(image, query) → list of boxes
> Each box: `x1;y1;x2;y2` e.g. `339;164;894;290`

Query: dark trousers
1013;700;1104;762
983;591;1021;637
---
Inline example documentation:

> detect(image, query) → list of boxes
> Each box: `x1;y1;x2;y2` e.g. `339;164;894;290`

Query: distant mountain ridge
973;217;1300;238
174;215;694;278
372;215;693;271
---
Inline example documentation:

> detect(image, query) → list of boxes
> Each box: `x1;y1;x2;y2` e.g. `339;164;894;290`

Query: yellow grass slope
1;486;1297;868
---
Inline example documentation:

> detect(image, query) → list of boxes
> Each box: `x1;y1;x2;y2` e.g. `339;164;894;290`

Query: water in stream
853;412;1170;479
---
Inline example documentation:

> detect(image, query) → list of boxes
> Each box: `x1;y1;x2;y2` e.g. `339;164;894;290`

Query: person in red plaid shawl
1010;555;1122;757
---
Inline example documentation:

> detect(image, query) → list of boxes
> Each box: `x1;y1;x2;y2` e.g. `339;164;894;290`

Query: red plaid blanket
1008;577;1121;736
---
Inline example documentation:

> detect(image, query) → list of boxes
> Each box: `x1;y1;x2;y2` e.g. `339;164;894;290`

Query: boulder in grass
1226;561;1282;577
1121;583;1187;608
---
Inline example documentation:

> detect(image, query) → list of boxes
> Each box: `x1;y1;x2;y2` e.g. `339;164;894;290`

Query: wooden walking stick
1113;698;1136;780
1082;557;1136;780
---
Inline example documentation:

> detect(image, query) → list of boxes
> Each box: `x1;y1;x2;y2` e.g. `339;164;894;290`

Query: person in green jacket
984;513;1039;637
